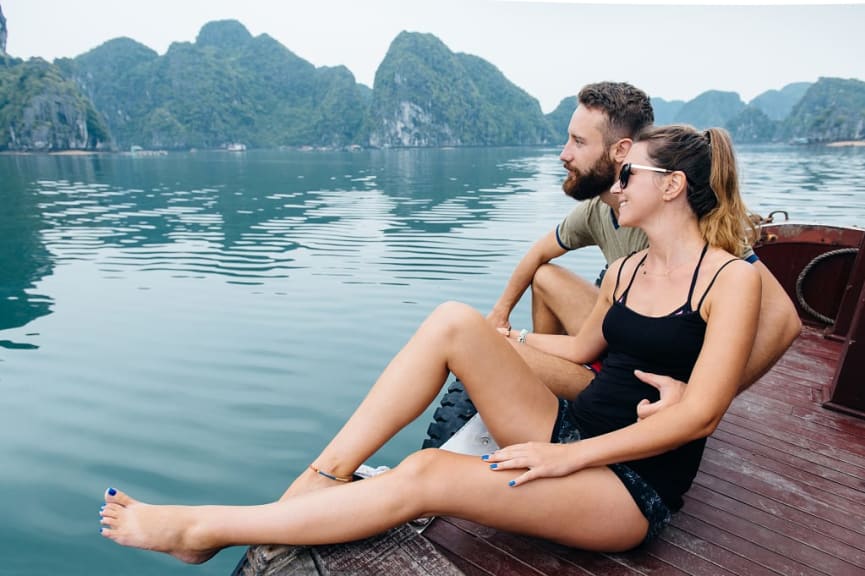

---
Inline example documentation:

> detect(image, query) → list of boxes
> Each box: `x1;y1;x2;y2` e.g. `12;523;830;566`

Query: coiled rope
795;248;859;324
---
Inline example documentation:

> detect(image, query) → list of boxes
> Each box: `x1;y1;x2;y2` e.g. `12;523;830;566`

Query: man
488;82;801;414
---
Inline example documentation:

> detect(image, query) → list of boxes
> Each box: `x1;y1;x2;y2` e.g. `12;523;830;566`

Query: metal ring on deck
795;248;859;324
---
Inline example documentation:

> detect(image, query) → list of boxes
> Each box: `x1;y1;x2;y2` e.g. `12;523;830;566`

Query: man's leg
531;263;599;336
518;263;600;397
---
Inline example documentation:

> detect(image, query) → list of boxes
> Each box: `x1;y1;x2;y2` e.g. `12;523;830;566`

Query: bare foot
99;488;219;564
279;466;350;501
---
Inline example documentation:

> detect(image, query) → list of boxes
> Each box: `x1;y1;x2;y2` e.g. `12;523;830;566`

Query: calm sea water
1;145;863;576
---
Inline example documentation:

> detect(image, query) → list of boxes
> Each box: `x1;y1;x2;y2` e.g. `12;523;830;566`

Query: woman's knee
428;301;485;339
394;449;453;492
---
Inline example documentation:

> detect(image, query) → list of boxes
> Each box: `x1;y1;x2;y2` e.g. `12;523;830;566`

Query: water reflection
1;145;863;340
0;157;54;346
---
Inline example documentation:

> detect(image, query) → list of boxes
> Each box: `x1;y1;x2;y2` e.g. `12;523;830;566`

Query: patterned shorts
550;399;672;545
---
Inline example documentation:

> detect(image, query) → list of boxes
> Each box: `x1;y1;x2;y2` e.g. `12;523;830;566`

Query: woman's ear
611;138;632;163
663;172;687;201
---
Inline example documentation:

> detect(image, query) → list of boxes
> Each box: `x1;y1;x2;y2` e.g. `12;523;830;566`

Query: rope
795;248;859;324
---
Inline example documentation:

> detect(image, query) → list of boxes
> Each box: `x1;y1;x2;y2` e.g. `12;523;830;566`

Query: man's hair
577;82;654;146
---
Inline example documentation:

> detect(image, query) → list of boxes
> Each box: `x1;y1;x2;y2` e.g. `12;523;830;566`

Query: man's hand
634;370;686;421
486;307;511;331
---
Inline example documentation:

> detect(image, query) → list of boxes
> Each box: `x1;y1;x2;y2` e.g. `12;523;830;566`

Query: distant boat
227;143;247;152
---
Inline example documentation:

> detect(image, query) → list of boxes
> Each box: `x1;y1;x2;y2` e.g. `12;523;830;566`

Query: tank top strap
694;257;741;312
685;242;711;305
616;251;647;305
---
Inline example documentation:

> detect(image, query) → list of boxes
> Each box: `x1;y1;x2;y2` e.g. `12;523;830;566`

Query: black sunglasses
618;163;673;190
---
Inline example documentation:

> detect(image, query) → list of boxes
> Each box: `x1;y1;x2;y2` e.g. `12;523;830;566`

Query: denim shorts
551;399;672;545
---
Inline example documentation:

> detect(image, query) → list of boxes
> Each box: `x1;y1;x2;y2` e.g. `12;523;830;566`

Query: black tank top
568;244;738;511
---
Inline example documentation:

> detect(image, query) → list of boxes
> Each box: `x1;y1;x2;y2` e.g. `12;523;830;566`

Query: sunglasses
618;163;673;190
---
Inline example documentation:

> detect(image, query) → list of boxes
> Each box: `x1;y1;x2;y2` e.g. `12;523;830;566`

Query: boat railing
755;221;865;419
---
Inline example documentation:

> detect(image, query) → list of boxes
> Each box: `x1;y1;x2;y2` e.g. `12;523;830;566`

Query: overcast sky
3;0;864;113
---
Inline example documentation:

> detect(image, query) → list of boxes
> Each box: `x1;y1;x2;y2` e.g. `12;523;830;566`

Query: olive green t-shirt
556;197;756;264
556;197;647;264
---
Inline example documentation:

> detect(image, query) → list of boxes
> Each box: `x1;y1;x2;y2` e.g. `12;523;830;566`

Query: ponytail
700;128;757;257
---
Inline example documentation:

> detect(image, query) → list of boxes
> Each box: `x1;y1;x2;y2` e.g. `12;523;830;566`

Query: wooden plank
684;484;865;568
704;440;865;505
656;526;778;576
724;394;865;452
423;518;546;576
712;421;865;481
680;499;864;576
715;415;865;474
671;512;826;576
234;524;464;576
709;429;863;492
722;399;865;461
694;463;865;539
637;537;741;576
691;472;865;551
441;517;636;576
789;404;865;436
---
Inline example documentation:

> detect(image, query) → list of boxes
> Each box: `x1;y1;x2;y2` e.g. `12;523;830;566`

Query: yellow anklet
309;464;352;483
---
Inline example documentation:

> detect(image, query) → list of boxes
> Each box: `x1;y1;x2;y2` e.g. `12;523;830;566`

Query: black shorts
551;399;672;545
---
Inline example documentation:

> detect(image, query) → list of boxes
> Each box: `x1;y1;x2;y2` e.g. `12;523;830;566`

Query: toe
101;503;120;519
104;487;134;506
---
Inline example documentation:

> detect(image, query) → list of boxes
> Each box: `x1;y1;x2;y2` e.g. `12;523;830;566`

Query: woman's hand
483;442;580;487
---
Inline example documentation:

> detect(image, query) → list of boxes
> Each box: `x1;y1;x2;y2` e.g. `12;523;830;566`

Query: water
0;145;863;575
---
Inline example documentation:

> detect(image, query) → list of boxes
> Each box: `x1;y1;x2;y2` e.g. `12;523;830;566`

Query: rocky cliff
0;59;110;150
783;77;865;142
368;32;554;147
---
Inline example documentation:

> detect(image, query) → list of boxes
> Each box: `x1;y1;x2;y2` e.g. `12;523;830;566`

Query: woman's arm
499;256;628;364
489;258;761;485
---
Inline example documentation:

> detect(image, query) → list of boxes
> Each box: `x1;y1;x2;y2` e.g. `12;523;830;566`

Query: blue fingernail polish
509;480;516;487
99;527;103;533
108;488;116;496
490;463;498;469
481;454;489;461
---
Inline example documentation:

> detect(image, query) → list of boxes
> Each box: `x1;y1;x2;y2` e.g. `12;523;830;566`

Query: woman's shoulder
701;247;760;307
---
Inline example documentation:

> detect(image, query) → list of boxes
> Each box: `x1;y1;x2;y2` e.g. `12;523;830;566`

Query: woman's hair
635;125;757;257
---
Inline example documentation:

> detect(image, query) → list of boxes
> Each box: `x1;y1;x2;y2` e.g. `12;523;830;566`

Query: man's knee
531;264;564;301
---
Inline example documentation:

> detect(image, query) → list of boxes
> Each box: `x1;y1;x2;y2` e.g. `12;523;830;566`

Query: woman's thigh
433;302;561;447
406;449;649;552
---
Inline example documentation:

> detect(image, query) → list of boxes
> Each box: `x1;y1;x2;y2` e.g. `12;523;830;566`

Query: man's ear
610;138;632;163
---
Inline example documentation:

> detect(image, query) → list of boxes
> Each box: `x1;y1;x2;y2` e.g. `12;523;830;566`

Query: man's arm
487;229;567;329
740;260;801;390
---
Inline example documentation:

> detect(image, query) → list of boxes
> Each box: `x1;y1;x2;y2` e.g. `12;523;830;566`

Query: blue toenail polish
108;488;116;496
509;480;516;487
481;454;489;461
490;463;498;469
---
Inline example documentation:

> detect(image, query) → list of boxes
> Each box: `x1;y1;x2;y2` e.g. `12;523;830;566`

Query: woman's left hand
484;442;580;487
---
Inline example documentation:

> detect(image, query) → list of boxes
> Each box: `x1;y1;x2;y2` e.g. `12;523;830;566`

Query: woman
99;125;760;562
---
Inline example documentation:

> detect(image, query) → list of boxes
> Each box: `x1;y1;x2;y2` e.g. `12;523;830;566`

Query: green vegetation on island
0;16;863;151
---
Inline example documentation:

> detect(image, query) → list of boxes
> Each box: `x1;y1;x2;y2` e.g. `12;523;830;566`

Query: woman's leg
101;449;648;562
285;301;559;496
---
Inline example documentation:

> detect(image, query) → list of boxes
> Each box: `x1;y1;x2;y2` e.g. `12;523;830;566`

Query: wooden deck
423;324;865;576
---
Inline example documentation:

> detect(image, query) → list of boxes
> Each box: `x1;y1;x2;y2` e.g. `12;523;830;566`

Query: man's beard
562;154;617;201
